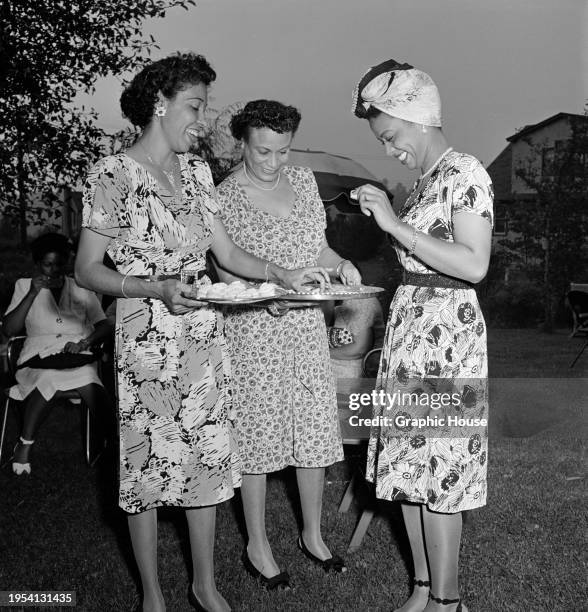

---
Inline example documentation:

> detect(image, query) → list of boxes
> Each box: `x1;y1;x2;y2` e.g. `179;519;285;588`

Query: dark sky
81;0;587;187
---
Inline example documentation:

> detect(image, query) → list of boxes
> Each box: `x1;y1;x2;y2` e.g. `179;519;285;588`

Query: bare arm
354;184;491;283
74;228;202;315
316;239;362;286
210;217;330;291
62;319;113;354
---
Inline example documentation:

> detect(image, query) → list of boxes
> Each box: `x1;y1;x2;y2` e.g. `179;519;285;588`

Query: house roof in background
486;144;513;201
506;112;587;143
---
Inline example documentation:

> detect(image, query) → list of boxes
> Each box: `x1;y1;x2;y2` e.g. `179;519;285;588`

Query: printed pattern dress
366;151;493;513
82;153;241;513
216;166;343;474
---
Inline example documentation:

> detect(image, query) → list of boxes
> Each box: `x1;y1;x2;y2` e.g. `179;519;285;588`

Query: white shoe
12;437;34;476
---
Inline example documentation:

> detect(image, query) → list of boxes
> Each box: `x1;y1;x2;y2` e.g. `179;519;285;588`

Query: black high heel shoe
296;536;347;573
241;549;291;590
429;592;465;612
187;586;207;611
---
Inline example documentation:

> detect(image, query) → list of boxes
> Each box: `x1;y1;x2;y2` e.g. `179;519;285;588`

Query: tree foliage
498;111;588;330
0;0;196;245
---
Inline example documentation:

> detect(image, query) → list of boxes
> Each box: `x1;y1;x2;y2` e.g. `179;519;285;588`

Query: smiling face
368;113;424;171
242;127;293;185
159;82;208;152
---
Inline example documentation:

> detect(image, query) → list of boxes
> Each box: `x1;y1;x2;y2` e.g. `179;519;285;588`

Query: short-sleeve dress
5;276;105;401
82;153;241;513
366;151;493;513
216;166;343;474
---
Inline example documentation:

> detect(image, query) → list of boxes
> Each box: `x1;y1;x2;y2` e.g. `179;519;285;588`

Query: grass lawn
0;329;586;612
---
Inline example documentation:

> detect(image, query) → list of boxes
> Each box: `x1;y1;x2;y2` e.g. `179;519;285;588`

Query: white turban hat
352;59;442;127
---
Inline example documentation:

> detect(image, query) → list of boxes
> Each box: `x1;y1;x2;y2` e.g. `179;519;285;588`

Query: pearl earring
421;125;428;133
155;105;166;117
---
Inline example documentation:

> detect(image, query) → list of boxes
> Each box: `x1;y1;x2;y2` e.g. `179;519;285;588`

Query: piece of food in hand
350;187;360;201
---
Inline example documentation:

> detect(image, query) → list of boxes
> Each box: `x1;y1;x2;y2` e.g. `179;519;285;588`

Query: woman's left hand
354;184;399;234
339;261;362;286
63;339;89;354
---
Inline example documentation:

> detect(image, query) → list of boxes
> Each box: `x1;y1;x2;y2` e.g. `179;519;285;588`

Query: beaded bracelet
409;227;418;256
121;273;131;298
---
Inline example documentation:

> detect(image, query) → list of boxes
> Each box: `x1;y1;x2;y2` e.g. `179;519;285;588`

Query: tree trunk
16;141;28;248
541;214;554;333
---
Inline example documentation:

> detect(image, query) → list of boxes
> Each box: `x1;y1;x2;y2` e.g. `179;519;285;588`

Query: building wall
510;118;573;195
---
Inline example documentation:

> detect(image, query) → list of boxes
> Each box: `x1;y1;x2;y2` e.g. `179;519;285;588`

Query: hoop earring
155;105;166;118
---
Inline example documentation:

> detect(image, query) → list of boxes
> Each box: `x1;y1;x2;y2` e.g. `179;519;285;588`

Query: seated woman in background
323;296;385;379
2;233;112;476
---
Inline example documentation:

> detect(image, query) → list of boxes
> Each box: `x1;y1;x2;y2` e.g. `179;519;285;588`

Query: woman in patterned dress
351;60;493;612
75;56;329;612
214;100;362;588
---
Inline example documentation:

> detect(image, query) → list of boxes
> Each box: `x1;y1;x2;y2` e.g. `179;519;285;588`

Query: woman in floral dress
75;55;328;612
215;100;362;588
351;60;493;612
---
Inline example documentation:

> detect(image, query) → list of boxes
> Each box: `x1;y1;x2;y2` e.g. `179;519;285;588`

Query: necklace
50;285;64;324
139;143;180;195
243;163;281;191
418;146;453;181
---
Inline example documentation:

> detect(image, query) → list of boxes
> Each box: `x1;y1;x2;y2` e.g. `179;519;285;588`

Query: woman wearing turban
351;60;493;612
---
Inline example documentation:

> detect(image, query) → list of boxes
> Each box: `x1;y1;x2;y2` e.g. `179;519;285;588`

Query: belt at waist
134;274;180;281
402;271;475;290
134;271;207;282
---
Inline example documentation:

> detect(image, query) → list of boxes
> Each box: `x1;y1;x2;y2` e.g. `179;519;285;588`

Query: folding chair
0;336;104;467
566;291;588;367
336;375;379;552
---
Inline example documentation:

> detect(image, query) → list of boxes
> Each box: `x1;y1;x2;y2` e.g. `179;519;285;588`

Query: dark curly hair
120;52;216;128
30;233;72;263
230;100;301;142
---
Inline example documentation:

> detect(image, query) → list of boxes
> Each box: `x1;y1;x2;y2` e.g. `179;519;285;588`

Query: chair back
362;347;382;378
6;336;26;380
567;291;588;315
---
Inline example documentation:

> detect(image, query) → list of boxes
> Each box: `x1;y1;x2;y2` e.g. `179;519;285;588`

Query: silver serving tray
195;294;280;305
281;283;385;301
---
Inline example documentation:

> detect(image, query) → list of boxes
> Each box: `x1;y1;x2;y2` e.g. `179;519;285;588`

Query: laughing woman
351;60;493;612
75;54;329;612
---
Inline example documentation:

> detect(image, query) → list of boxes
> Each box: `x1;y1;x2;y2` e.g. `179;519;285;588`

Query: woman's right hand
156;279;205;314
29;274;50;297
279;266;331;293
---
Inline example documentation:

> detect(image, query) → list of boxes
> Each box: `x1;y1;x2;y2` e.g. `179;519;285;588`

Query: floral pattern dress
216;166;343;473
366;151;493;513
82;153;241;513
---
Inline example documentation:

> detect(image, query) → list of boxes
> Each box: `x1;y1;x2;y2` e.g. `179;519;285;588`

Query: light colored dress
216;166;343;474
366;151;493;513
6;276;105;401
82;153;241;513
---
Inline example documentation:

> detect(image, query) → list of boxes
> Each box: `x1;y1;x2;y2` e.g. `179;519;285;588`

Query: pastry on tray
194;280;282;302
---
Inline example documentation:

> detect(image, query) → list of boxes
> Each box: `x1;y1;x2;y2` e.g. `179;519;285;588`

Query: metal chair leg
85;403;91;466
0;396;10;464
569;337;588;368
